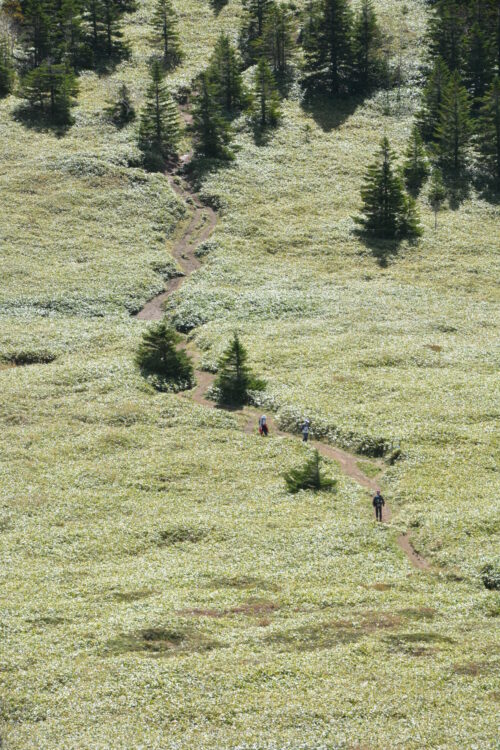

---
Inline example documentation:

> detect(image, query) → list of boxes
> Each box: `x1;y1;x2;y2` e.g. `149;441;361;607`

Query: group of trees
417;0;500;189
0;0;138;124
302;0;387;96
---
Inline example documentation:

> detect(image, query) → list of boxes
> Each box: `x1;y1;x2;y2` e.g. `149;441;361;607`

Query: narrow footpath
136;154;430;573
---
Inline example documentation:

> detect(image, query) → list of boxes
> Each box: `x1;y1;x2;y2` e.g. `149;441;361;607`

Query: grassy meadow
0;0;499;747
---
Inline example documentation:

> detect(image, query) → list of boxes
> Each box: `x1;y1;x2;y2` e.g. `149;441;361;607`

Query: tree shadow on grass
354;230;419;267
301;89;365;132
12;104;73;137
209;0;229;14
444;172;471;210
185;154;234;196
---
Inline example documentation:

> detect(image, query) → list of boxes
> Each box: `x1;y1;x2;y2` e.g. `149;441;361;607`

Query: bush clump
214;332;265;406
284;450;337;494
136;321;193;391
480;562;500;590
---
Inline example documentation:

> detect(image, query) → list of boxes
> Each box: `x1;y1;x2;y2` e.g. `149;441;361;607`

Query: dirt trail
136;154;430;572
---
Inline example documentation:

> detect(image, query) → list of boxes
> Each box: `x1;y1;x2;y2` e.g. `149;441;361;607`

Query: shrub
284;449;337;494
480;562;500;590
135;321;193;391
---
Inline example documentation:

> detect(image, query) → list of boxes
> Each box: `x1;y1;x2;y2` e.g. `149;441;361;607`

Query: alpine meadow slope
0;1;499;749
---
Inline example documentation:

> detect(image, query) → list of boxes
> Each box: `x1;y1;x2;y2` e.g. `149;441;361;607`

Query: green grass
0;0;499;748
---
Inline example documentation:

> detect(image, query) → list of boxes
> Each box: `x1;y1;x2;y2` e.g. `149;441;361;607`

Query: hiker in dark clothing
373;490;385;521
301;419;310;442
258;415;269;436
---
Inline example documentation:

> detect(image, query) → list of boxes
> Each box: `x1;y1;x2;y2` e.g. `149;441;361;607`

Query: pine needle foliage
284;449;337;493
151;0;183;70
135;321;193;390
427;168;447;229
417;57;451;143
192;71;234;159
139;59;181;167
208;34;247;114
477;76;500;189
214;333;265;407
403;125;430;195
355;136;422;239
106;83;135;126
252;57;281;128
302;0;354;96
0;34;15;98
434;70;472;174
20;60;79;124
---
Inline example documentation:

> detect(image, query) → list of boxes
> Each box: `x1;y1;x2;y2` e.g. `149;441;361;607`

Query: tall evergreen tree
434;70;472;174
352;0;385;93
355;136;422;239
22;0;52;67
135;321;193;390
208;33;246;114
403;125;430;194
240;0;273;65
0;34;15;97
81;0;130;62
262;2;294;74
214;332;265;406
302;0;353;96
428;168;446;229
192;70;233;159
477;76;500;189
428;0;465;73
20;60;78;123
417;56;450;142
139;59;181;164
252;56;281;127
151;0;183;70
465;21;493;108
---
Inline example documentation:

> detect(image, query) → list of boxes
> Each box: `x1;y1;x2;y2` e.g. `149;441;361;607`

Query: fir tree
208;33;247;114
0;34;15;98
135;321;193;390
302;0;353;96
139;59;181;165
477;76;500;189
192;70;233;159
284;449;337;493
427;168;446;229
352;0;386;93
434;70;472;174
403;125;430;195
355;136;422;239
417;56;450;142
262;2;294;74
240;0;273;65
82;0;131;63
23;0;52;67
106;82;135;126
465;22;493;108
151;0;183;70
252;56;281;128
20;60;78;123
214;332;265;407
428;0;465;73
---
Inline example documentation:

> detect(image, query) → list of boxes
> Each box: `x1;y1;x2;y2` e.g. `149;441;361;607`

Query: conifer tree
428;168;446;229
208;33;246;114
434;70;472;174
355;136;422;239
465;22;493;108
192;70;233;159
106;82;135;125
214;333;265;406
352;0;385;93
302;0;353;96
82;0;131;63
20;60;78;123
477;76;500;189
135;321;193;390
403;125;430;195
139;59;181;165
417;56;450;142
151;0;183;70
428;0;464;73
23;0;52;67
284;449;337;493
263;2;294;74
0;34;15;97
240;0;273;65
252;56;281;127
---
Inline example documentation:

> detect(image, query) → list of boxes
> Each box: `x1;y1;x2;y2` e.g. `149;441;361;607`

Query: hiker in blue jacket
301;419;310;442
372;490;385;522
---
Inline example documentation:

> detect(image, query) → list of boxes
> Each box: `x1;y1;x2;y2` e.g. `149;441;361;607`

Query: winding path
136;156;430;572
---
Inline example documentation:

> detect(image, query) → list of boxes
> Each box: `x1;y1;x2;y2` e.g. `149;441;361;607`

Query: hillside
0;1;499;748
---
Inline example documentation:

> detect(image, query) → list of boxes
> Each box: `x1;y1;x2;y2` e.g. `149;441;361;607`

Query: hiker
301;419;310;443
372;490;385;522
258;415;269;436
